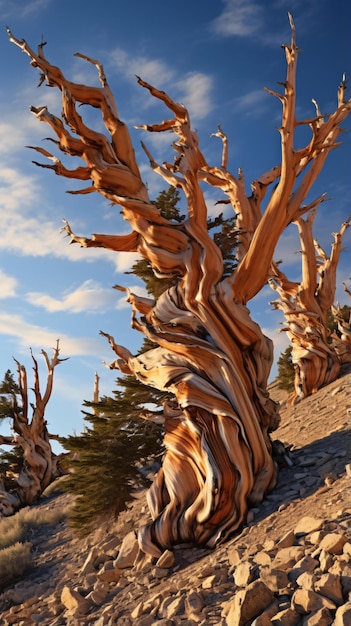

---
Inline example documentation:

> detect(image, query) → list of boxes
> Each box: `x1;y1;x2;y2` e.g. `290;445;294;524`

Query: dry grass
0;494;72;590
0;542;33;588
0;503;68;551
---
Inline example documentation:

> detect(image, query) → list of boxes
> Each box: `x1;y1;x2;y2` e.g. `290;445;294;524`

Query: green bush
0;541;33;588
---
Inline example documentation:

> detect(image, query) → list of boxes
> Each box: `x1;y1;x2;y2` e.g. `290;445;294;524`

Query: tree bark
8;17;351;554
0;342;66;516
270;213;350;403
331;283;351;364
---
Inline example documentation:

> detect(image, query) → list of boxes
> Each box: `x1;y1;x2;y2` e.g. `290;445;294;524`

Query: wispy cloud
0;162;133;272
0;0;51;19
25;279;118;313
211;0;264;38
0;270;18;299
232;88;269;117
0;313;101;356
108;47;213;123
176;72;213;121
109;48;173;86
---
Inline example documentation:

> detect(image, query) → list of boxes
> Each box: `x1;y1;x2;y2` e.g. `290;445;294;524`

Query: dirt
0;363;350;624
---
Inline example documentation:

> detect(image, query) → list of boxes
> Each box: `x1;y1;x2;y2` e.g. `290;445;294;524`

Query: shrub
0;500;71;550
0;541;33;588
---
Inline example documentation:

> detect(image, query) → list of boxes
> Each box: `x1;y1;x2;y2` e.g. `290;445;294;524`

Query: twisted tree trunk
0;342;66;516
331;283;351;364
8;16;351;555
270;212;350;403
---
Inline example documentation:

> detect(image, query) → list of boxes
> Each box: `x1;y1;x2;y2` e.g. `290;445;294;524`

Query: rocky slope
0;365;350;625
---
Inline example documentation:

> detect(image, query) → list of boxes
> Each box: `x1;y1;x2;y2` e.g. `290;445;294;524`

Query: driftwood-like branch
8;18;351;555
270;215;350;402
0;342;66;516
331;281;351;363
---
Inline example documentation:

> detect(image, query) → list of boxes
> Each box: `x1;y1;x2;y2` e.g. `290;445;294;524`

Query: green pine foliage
326;304;351;337
0;370;23;491
60;379;167;535
276;345;295;392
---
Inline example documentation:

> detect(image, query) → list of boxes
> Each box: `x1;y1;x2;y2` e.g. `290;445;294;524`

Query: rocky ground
0;365;350;625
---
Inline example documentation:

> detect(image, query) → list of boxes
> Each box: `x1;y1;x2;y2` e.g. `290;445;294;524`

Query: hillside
0;365;350;625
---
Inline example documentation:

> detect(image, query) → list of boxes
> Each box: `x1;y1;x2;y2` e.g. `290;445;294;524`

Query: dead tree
270;212;350;403
8;17;351;556
331;282;351;364
0;342;66;516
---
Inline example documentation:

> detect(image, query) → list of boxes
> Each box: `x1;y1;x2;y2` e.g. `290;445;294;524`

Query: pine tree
60;382;165;534
0;370;23;492
276;346;295;393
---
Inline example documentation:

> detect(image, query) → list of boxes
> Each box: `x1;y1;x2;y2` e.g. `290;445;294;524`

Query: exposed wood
270;214;351;403
8;18;351;554
0;342;67;516
331;282;351;363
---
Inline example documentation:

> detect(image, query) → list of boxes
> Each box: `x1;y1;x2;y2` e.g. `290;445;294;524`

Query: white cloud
212;0;264;37
0;164;131;269
176;73;213;121
0;270;18;299
0;166;40;211
114;251;141;273
0;313;101;356
25;279;118;313
109;48;173;86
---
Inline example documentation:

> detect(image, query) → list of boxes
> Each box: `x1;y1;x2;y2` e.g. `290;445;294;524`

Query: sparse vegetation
0;494;71;590
0;501;70;551
0;542;33;588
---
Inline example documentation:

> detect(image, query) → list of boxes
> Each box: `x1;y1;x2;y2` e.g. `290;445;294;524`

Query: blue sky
0;0;350;451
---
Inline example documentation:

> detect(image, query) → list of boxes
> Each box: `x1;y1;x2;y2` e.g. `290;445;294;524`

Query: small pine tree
0;370;23;491
276;345;295;392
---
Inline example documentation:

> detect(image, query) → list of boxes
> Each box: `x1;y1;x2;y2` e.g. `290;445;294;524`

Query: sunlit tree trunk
270;213;350;403
0;342;66;516
331;282;351;364
8;16;351;555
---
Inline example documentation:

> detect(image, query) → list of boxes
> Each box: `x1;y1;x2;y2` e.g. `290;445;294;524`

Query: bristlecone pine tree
269;211;350;403
331;283;351;364
61;187;238;535
9;16;351;556
0;343;66;516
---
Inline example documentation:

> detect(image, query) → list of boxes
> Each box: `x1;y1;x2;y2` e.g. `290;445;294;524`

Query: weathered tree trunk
8;17;351;555
0;342;66;516
331;283;351;364
270;212;350;403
